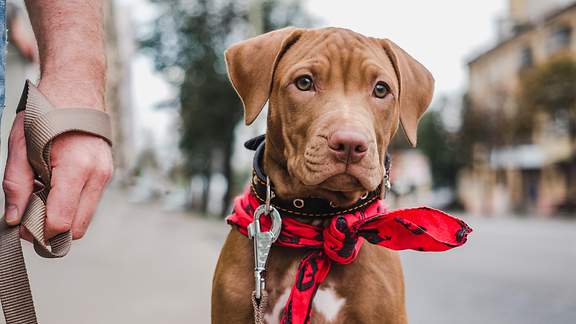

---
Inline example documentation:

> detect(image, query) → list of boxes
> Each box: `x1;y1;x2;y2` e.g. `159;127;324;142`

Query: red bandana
226;189;472;324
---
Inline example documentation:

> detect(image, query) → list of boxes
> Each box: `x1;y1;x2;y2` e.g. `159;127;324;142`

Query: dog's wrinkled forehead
225;27;434;146
274;28;398;96
274;28;399;93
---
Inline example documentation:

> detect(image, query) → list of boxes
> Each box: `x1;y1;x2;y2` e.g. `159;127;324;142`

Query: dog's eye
295;75;314;91
373;82;389;98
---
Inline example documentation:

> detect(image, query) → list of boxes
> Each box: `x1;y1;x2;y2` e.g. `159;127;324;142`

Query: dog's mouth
287;162;376;206
313;173;375;206
320;173;363;192
296;158;382;201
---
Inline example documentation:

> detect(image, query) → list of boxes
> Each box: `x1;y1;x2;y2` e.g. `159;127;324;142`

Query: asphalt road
402;215;576;324
3;189;575;324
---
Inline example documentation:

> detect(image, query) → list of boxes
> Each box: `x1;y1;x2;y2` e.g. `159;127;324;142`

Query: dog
212;27;435;324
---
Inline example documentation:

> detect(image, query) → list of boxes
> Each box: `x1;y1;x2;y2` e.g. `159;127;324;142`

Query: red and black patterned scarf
226;189;472;324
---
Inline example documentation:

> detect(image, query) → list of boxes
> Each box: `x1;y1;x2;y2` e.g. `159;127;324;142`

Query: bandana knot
323;215;363;264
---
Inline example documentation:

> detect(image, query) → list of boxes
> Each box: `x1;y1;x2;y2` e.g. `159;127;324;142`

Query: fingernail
5;205;19;225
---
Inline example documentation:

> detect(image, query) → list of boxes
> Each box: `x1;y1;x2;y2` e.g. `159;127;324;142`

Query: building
460;0;576;216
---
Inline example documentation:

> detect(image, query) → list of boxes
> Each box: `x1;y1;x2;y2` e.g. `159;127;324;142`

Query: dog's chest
265;284;346;324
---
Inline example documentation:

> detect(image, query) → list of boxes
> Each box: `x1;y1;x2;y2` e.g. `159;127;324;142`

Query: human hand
3;92;112;241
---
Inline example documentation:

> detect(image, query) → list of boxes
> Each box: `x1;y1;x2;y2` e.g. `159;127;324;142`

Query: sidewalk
22;187;227;324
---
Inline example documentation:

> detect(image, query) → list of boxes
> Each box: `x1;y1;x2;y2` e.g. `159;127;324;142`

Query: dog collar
245;135;390;218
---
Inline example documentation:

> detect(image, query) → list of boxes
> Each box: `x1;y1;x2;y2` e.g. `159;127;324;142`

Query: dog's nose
328;130;368;163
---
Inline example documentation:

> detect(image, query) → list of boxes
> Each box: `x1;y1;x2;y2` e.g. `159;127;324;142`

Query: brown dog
212;27;434;324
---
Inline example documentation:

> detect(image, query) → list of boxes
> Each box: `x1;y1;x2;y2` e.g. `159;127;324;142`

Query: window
548;25;572;53
520;45;533;69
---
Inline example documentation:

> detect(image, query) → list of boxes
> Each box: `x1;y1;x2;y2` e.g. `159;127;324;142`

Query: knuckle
95;164;114;183
2;178;30;196
58;151;92;170
74;155;94;169
50;171;83;188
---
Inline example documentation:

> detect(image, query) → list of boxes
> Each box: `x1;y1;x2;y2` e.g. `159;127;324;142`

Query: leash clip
382;155;392;199
248;177;282;301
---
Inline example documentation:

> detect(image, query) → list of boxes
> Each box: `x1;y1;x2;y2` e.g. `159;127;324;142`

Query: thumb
2;113;35;225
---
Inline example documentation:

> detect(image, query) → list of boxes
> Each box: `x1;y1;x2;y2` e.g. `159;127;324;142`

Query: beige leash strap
251;290;268;324
0;80;112;324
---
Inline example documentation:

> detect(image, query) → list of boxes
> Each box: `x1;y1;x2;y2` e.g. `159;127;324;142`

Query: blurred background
1;0;575;323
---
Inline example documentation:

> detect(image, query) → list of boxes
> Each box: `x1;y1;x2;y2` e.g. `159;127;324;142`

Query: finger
71;181;106;240
2;112;35;225
71;148;112;240
45;165;85;240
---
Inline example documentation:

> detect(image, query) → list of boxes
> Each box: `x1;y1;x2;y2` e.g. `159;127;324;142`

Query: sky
119;0;508;154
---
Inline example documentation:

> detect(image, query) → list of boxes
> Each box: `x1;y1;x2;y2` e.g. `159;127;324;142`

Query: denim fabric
0;0;6;112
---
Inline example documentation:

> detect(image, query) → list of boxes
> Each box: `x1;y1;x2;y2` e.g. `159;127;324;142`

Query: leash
233;135;472;324
0;81;112;324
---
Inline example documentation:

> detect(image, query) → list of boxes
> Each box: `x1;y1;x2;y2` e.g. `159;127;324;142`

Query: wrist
37;73;105;111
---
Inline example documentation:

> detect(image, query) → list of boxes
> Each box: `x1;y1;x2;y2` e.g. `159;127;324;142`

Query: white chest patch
264;287;345;323
265;288;290;324
313;287;346;322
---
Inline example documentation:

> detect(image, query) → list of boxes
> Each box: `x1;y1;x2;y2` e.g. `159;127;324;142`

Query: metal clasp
247;177;282;301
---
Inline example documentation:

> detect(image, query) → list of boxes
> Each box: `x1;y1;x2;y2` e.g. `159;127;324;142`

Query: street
6;188;576;324
403;214;576;324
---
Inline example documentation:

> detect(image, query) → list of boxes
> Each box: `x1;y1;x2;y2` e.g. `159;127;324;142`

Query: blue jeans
0;0;6;113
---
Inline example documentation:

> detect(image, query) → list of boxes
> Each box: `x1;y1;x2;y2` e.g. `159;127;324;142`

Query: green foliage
140;0;312;214
517;56;576;138
458;92;514;167
458;57;576;169
141;0;243;176
519;56;576;114
417;111;463;188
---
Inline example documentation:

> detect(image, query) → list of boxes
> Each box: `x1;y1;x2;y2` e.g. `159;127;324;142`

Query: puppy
212;27;435;324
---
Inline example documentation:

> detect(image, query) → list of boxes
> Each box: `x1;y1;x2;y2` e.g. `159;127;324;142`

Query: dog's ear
225;27;304;125
380;39;434;146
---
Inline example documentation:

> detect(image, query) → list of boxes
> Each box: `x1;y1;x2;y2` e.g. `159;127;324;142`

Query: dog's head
226;27;434;207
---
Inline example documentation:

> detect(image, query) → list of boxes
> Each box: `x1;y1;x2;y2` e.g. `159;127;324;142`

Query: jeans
1;0;6;113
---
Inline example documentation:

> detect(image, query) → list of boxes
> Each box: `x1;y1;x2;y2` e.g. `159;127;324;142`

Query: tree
141;0;312;216
390;99;465;190
517;56;576;140
517;56;576;210
416;111;462;188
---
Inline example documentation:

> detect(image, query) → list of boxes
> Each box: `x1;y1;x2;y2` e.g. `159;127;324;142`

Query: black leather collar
245;135;389;218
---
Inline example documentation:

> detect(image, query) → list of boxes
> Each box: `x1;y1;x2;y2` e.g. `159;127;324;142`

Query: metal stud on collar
360;192;369;200
293;199;305;208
